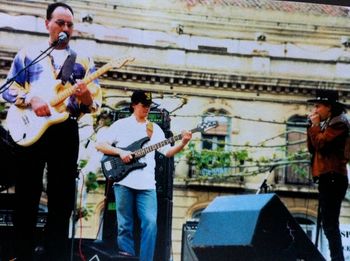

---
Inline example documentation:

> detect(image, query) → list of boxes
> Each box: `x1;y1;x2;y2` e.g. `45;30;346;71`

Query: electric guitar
101;121;218;182
6;56;135;147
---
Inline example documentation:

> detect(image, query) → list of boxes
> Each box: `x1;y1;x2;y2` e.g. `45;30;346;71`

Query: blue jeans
113;184;157;261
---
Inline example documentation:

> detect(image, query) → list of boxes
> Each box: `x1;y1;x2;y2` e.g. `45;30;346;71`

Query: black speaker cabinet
155;151;174;199
0;126;18;190
192;193;325;261
0;208;47;261
154;197;172;261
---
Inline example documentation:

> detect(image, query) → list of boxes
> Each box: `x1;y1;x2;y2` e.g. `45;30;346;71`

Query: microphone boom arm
0;33;66;94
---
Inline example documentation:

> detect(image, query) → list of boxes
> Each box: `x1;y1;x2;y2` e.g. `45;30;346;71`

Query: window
202;108;230;150
282;115;311;184
202;134;225;150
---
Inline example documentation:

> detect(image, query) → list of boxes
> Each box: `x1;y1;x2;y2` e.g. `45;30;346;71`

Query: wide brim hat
307;89;347;107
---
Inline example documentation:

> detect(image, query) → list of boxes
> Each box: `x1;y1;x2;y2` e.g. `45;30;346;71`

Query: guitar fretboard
133;127;199;158
50;57;133;106
50;63;113;106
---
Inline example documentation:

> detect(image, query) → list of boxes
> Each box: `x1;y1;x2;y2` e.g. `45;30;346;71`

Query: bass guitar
6;56;135;146
101;121;218;182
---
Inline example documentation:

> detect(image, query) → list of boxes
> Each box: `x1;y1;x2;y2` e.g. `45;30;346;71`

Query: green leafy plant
79;159;99;193
183;141;311;182
185;143;232;171
74;206;94;221
184;142;253;177
232;149;249;165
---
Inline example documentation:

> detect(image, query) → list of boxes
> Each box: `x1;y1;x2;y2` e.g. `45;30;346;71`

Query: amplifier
111;107;171;131
0;209;47;260
0;209;47;227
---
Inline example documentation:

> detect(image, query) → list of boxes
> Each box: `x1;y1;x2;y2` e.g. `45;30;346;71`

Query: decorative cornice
0;50;349;105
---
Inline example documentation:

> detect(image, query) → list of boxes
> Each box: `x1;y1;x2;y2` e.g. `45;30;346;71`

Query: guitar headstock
108;56;135;69
195;121;218;133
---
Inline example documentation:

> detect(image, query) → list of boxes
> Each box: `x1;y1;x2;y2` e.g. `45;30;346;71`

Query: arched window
293;213;328;257
276;114;311;185
202;108;230;150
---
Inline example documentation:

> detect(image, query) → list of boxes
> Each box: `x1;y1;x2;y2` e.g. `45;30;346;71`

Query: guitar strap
57;49;77;85
146;122;153;138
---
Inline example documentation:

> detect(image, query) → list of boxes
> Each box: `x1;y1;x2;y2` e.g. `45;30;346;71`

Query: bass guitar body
101;137;150;182
101;120;218;182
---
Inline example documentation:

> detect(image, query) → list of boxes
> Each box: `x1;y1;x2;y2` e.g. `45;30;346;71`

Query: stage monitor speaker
191;193;325;261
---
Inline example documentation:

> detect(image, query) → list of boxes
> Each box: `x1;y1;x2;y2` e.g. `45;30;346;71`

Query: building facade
1;0;350;260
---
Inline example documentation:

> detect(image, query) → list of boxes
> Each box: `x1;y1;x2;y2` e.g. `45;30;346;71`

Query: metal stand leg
315;201;322;248
256;166;276;194
70;177;79;261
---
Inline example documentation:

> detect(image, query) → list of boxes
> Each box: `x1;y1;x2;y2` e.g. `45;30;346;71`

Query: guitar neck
50;62;113;106
133;127;199;158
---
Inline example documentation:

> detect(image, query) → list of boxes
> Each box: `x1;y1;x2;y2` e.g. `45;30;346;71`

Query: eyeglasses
54;19;74;29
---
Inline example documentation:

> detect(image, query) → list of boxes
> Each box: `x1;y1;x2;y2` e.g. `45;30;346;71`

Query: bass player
96;90;191;261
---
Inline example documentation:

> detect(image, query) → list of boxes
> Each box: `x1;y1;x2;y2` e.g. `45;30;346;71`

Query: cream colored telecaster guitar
6;56;135;146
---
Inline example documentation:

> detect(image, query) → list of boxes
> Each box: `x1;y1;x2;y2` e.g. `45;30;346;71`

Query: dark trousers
13;118;79;261
318;173;348;261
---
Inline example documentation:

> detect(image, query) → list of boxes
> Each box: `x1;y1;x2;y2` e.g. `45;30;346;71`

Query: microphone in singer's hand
307;117;312;127
52;32;69;46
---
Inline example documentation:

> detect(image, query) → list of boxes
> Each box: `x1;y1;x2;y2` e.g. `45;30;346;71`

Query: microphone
52;32;69;47
307;118;312;127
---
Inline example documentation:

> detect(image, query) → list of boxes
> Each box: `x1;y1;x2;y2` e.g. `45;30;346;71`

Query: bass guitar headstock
194;121;218;133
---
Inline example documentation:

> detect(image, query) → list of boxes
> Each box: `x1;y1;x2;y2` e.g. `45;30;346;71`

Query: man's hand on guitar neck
119;149;134;163
75;80;93;106
29;96;52;117
181;130;192;147
166;130;192;158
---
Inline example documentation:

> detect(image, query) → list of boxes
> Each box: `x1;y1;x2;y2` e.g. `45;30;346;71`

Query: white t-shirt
99;114;170;190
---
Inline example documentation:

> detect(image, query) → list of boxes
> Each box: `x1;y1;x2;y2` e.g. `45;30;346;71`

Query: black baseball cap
131;90;152;106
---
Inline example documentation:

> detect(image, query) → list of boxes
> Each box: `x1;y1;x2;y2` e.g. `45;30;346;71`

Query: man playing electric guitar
96;90;192;261
2;3;102;260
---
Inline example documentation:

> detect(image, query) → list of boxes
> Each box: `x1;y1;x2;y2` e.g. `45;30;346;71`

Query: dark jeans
13;118;79;261
318;172;348;261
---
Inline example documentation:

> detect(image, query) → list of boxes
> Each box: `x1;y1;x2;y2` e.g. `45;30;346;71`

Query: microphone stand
256;165;276;194
0;42;58;94
315;202;321;248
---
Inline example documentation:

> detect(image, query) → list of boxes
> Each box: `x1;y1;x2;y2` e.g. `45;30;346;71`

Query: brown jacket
307;113;350;177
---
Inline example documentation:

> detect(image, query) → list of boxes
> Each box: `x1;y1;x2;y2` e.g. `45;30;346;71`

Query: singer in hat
307;89;350;261
2;2;102;260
